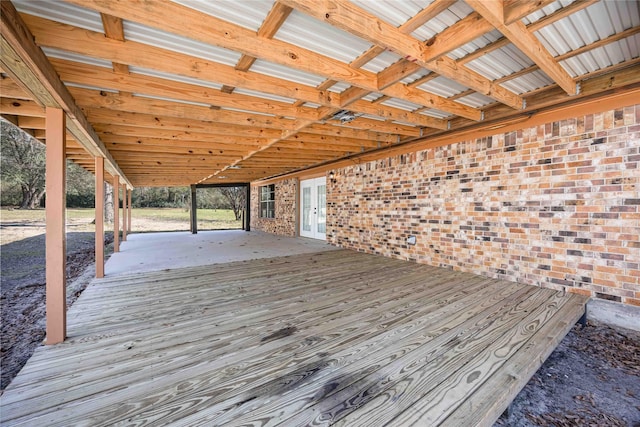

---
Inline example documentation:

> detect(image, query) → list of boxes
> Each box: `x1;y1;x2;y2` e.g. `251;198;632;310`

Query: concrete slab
587;299;640;332
104;230;338;277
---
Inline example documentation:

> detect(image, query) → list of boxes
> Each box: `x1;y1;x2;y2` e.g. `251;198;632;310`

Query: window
260;184;275;218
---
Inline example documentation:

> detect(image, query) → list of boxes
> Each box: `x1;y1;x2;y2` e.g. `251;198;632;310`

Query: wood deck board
0;249;587;426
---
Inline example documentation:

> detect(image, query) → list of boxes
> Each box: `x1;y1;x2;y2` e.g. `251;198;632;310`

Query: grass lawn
133;208;242;232
1;207;242;238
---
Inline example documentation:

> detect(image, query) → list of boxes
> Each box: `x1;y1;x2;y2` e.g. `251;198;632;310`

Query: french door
300;177;326;240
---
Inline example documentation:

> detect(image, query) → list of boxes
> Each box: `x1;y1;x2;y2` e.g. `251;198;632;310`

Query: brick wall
250;178;297;236
328;105;640;306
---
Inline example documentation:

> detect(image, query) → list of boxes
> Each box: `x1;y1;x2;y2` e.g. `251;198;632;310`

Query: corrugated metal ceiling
275;9;373;64
123;21;242;66
250;59;326;87
4;0;639;187
170;0;273;32
13;0;103;32
350;0;433;28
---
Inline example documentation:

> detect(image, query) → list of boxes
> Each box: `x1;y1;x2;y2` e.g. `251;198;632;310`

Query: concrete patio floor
105;230;337;276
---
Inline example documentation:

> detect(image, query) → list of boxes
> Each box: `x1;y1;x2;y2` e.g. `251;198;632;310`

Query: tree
66;160;95;207
104;182;114;223
0;119;46;209
219;187;246;220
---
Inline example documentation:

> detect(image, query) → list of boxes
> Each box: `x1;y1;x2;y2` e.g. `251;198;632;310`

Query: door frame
300;176;326;240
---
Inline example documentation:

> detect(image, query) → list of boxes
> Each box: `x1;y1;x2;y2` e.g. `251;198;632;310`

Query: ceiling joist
2;0;637;186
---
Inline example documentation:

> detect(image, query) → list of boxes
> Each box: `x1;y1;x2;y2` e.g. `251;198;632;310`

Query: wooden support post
113;175;120;252
128;189;132;233
245;185;251;232
95;156;105;278
45;107;66;345
190;184;197;234
122;184;127;242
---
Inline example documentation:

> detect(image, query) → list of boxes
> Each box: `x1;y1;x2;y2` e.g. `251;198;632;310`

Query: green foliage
1;119;46;209
132;187;190;208
66;160;95;208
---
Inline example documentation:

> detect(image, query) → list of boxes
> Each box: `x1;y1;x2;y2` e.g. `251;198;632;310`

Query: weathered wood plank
0;249;587;426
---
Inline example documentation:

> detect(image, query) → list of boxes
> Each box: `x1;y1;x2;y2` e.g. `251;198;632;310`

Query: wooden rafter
280;0;523;110
0;1;132;187
60;1;479;121
466;0;577;95
221;3;293;94
2;0;637;187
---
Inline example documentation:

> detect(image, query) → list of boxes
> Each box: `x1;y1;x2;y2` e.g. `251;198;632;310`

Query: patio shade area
0;249;587;426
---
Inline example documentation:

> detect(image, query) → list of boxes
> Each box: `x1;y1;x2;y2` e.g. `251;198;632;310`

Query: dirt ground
0;217;113;391
1;218;639;425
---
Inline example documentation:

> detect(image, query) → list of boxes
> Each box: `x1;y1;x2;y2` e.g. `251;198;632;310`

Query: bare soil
496;322;640;426
1;220;113;391
1;218;639;426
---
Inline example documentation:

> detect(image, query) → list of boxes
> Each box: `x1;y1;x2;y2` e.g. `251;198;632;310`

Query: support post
122;184;127;242
128;189;132;233
95;156;105;278
113;175;120;252
190;184;197;234
45;107;66;345
245;184;251;232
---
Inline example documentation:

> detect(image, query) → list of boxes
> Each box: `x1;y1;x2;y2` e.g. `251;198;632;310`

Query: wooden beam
0;2;131;188
51;58;442;129
100;13;125;41
23;14;339;110
95;156;104;278
66;0;376;87
50;58;320;121
45;107;66;345
121;184;127;242
280;0;523;110
376;12;494;90
58;1;481;119
127;189;132;233
70;87;303;131
112;175;119;253
467;0;577;95
503;0;556;25
17;116;45;129
94;127;281;148
458;0;598;65
0;97;45;117
225;3;293;92
0;77;33;99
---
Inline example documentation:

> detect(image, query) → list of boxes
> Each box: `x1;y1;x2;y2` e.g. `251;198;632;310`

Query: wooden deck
0;250;587;426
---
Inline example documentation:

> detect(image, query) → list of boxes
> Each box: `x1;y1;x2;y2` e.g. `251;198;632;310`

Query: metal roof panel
13;0;103;32
419;109;451;119
349;0;434;28
361;51;404;73
417;76;467;97
42;47;112;69
170;0;273;32
250;60;326;87
381;98;423;111
128;66;224;90
500;70;554;94
411;1;471;41
275;10;372;64
123;21;241;66
455;92;494;108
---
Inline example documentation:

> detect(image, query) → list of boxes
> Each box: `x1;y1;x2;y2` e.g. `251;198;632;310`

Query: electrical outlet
407;235;417;245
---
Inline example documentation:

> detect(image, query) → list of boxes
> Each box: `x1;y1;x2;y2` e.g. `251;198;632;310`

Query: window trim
259;184;275;219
